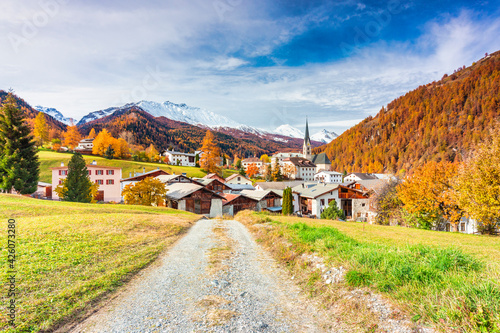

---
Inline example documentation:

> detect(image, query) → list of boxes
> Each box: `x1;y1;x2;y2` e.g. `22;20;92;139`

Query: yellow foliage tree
145;144;159;161
64;125;82;149
455;127;500;233
92;129;113;156
260;154;270;163
88;128;97;139
246;163;259;178
200;131;221;174
33;112;49;146
122;177;167;206
398;160;463;229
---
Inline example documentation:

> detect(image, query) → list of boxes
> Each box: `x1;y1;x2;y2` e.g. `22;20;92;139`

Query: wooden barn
193;178;231;194
165;183;223;217
222;193;259;216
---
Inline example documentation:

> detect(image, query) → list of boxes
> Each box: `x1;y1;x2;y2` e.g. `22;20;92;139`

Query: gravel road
71;219;326;332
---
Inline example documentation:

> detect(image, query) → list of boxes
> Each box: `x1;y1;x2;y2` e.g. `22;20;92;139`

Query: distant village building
74;138;94;155
270;152;304;168
311;153;332;172
193;178;231;194
241;157;263;170
162;150;201;167
314;171;343;183
254;180;304;191
51;161;122;202
344;173;379;182
225;174;253;185
120;168;170;193
282;157;316;181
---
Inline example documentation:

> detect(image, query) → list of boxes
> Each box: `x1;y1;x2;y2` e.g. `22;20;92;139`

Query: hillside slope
0;91;67;132
316;51;500;173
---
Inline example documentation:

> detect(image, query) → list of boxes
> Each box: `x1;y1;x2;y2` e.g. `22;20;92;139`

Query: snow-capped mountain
35;106;77;126
273;125;338;143
274;124;304;138
77;105;126;125
311;129;338;144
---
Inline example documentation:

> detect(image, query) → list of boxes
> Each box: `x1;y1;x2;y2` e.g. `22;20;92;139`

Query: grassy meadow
236;211;500;332
38;150;240;183
0;195;200;332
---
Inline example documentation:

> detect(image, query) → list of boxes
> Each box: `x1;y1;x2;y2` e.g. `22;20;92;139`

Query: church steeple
303;117;312;159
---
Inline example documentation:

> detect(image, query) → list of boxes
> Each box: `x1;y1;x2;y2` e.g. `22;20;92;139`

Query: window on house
106;179;114;185
96;179;103;185
461;223;465;231
320;199;325;206
88;170;91;175
96;170;103;175
106;170;114;175
362;203;366;207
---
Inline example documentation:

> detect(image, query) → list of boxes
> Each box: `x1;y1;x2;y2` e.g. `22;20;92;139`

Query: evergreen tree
282;187;293;215
63;152;93;202
0;93;39;194
320;200;345;220
104;145;115;159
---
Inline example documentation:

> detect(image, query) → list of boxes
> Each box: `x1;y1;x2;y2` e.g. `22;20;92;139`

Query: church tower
303;117;312;160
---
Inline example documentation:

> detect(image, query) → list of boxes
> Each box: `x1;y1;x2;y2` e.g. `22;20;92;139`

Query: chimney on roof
129;172;132;177
60;162;64;167
92;160;97;165
143;167;146;174
157;167;160;170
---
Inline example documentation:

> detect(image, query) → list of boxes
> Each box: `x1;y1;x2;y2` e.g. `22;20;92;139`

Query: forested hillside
315;51;500;173
0;90;67;132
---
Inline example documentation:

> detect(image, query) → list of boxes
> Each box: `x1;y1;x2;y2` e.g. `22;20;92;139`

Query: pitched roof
311;152;331;165
355;179;389;194
347;173;378;180
285;157;316;168
226;173;250;182
293;183;340;199
255;181;303;190
120;169;169;182
226;184;255;191
240;189;282;201
156;174;198;184
203;173;226;182
221;193;241;205
165;183;224;200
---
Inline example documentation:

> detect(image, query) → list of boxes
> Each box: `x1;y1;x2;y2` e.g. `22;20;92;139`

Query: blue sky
1;0;500;134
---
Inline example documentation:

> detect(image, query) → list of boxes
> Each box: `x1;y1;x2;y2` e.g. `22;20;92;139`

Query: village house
74;138;94;155
310;152;332;172
226;183;255;193
281;157;316;181
193;178;232;194
270;152;304;168
240;189;282;212
162;150;201;167
292;183;368;219
34;181;52;199
51;161;122;202
120;168;170;193
164;183;223;217
221;193;258;216
241;157;263;171
203;173;226;183
225;174;253;185
156;174;200;185
314;170;343;183
344;173;379;182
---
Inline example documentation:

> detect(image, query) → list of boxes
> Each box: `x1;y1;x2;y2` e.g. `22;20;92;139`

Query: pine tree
104;145;115;159
63;152;93;202
0;93;39;194
282;187;293;215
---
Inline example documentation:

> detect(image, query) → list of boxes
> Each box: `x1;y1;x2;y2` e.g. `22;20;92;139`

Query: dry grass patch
0;195;199;333
207;309;239;326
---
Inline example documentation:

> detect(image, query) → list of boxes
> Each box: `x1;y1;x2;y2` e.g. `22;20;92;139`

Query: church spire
303;117;312;159
304;116;310;143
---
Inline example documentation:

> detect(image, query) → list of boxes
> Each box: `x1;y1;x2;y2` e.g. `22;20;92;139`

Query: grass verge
0;194;200;332
236;211;500;332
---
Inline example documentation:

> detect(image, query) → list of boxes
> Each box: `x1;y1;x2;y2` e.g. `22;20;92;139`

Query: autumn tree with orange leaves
246;163;259;178
397;160;463;230
92;129;130;158
64;125;82;149
200;130;221;174
88;128;97;139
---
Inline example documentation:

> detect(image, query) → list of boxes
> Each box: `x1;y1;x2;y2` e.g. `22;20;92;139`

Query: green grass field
38;150;239;183
0;195;200;332
237;211;500;332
